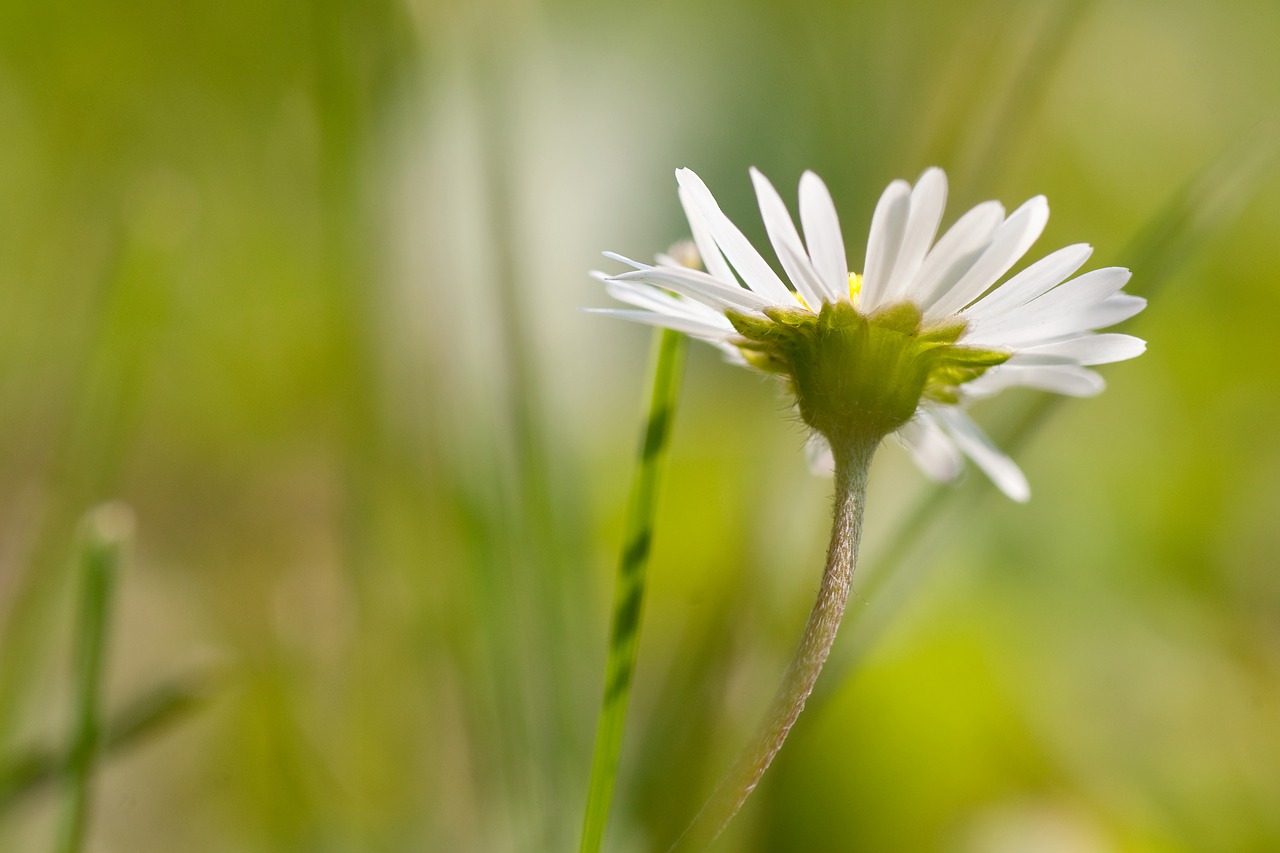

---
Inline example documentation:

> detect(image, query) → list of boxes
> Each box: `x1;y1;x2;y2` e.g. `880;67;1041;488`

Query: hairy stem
670;434;877;851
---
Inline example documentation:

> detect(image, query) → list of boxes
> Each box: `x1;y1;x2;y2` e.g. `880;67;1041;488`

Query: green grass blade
0;665;221;812
579;329;686;853
953;0;1095;195
55;505;131;853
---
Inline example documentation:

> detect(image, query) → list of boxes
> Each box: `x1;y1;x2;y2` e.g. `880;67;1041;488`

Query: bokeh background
1;0;1278;850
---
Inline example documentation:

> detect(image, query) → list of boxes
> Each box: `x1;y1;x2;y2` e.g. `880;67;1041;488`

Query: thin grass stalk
579;329;686;853
472;64;575;844
54;506;130;853
0;233;129;747
953;0;1095;195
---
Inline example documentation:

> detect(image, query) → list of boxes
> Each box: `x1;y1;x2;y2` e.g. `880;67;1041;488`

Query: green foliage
0;0;1278;849
580;329;685;853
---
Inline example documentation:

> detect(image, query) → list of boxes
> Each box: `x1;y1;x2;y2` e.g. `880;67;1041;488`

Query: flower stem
670;434;877;852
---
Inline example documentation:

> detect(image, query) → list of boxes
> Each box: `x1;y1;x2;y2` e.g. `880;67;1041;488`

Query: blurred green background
1;0;1278;850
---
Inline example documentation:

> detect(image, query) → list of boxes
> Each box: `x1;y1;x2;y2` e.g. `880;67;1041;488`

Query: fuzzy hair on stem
669;433;877;851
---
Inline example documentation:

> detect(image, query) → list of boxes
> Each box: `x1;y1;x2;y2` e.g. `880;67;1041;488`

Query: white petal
859;179;911;311
603;279;735;328
970;267;1133;344
677;187;737;285
1010;333;1147;366
602;251;653;271
585;308;735;340
927;195;1050;318
674;169;794;303
980;293;1147;348
805;432;835;476
896;409;964;481
962;364;1106;398
908;200;1006;308
750;168;828;309
1033;265;1132;309
881;168;948;304
934;406;1030;502
1086;293;1147;325
603;277;685;313
799;171;851;304
962;243;1094;323
609;267;771;313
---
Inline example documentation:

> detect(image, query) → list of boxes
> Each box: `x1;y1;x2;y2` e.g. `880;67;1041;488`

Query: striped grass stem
579;329;686;853
55;505;130;853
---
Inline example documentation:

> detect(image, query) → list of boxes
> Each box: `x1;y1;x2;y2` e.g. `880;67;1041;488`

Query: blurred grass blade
0;664;220;811
954;0;1095;195
579;329;686;853
1119;122;1277;287
818;131;1279;698
55;504;131;853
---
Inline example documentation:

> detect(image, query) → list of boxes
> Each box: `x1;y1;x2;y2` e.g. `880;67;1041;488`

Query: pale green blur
0;0;1278;850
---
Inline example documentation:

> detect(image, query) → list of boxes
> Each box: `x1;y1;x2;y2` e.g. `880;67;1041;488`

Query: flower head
593;168;1146;501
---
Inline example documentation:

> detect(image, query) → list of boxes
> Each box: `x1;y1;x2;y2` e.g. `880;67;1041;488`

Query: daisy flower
594;167;1146;501
589;167;1146;851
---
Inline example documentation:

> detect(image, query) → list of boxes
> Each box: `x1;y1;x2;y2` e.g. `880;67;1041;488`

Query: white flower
592;167;1146;501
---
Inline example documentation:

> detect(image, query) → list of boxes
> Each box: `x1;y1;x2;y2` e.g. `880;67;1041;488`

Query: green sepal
725;299;1013;445
763;305;817;329
925;387;961;405
736;342;793;374
868;301;924;335
725;310;777;340
916;320;968;346
942;345;1011;367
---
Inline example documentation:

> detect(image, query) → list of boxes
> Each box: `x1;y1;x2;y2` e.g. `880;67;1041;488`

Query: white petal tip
674;167;701;185
995;468;1032;503
918;166;947;185
602;251;650;269
798;170;826;189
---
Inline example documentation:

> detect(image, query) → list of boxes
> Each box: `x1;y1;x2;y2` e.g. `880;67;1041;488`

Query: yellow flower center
848;272;863;307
